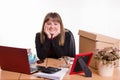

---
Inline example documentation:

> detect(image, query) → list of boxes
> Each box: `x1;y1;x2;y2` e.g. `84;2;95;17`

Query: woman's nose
50;24;54;28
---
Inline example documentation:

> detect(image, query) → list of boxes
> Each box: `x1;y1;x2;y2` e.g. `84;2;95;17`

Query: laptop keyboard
30;64;38;73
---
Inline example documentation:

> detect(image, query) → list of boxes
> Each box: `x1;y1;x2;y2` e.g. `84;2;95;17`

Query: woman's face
44;18;60;34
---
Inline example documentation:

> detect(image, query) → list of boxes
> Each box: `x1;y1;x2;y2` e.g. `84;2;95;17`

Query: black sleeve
51;31;76;58
35;33;51;60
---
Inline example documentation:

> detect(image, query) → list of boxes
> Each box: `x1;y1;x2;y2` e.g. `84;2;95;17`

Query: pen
63;56;68;64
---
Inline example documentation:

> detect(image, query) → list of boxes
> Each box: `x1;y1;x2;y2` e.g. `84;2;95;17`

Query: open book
34;68;69;80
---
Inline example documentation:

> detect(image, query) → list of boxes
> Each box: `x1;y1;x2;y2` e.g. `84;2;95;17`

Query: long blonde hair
40;12;65;46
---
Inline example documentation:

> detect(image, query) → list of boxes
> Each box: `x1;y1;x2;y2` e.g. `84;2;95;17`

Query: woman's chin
49;32;55;35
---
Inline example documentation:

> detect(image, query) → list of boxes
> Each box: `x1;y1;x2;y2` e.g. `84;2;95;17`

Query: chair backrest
65;29;76;57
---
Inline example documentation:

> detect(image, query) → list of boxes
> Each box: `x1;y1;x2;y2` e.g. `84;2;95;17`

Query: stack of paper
34;68;69;80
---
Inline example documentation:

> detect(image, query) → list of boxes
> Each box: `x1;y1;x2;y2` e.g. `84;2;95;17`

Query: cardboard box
78;30;119;69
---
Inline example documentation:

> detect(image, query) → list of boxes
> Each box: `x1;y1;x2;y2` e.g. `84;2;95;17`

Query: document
34;68;69;80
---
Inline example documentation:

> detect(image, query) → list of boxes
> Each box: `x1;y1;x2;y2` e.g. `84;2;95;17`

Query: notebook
0;45;38;74
34;68;68;80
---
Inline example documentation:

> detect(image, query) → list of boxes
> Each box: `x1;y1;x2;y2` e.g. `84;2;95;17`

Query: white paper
34;68;69;80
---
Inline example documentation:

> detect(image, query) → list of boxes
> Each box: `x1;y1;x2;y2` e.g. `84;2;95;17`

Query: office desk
1;58;120;80
20;58;120;80
20;59;47;80
0;68;21;79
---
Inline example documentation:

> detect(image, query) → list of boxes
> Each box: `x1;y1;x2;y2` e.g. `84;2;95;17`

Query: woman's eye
46;23;51;25
54;23;57;25
54;23;59;25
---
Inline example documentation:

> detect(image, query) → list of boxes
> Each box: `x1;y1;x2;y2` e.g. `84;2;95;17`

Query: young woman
35;12;76;63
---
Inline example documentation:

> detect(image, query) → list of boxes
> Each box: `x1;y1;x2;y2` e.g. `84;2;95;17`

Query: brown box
78;30;119;69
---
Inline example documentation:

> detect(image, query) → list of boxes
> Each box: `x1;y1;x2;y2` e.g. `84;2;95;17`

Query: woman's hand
44;26;60;39
44;26;51;39
52;29;60;39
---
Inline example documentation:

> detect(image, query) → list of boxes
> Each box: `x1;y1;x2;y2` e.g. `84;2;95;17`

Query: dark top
35;30;76;61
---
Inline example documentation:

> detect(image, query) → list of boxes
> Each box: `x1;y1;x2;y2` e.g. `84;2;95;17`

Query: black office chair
65;29;76;57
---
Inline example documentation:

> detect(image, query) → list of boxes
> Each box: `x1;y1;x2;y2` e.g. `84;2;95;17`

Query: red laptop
0;45;38;74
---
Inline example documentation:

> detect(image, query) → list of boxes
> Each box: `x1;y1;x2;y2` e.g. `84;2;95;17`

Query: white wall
0;0;120;54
